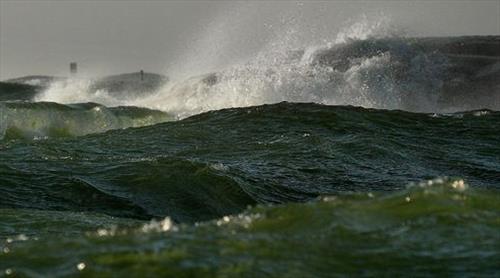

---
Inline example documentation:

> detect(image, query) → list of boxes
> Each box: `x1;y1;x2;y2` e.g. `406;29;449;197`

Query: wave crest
0;102;172;140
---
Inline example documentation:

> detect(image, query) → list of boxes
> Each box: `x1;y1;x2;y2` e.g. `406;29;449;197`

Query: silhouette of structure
70;62;77;76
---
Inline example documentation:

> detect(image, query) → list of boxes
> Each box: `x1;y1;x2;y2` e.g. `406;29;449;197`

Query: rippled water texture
1;103;499;276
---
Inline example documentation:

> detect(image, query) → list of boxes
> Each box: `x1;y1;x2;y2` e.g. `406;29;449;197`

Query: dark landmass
90;72;168;96
1;75;65;101
4;75;66;88
1;72;169;101
0;82;41;101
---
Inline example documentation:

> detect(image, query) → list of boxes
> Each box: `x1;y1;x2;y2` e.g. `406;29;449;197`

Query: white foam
35;15;450;119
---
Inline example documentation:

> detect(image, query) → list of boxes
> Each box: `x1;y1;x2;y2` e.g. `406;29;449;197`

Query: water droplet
451;180;466;191
77;262;86;271
160;218;173;231
97;229;108;237
16;234;28;241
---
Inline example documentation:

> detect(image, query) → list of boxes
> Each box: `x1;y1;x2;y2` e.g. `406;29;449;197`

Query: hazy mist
1;0;499;80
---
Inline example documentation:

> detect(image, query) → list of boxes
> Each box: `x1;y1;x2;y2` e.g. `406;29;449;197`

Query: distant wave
0;102;173;140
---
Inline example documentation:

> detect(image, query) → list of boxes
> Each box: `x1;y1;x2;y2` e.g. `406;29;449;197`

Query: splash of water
34;78;150;107
36;13;418;118
40;10;498;118
334;13;402;44
132;13;440;118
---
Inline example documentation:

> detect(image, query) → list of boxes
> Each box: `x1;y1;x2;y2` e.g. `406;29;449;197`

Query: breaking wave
0;102;172;140
33;16;500;118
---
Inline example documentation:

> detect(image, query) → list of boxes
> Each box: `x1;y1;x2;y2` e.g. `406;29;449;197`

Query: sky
0;0;499;80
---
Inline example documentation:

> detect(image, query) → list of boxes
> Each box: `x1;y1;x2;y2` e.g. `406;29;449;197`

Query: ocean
1;36;499;277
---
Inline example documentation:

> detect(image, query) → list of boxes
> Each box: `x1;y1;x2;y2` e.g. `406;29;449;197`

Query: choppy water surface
1;102;499;276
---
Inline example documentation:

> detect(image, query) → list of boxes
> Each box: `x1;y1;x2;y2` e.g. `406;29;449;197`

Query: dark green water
1;102;499;276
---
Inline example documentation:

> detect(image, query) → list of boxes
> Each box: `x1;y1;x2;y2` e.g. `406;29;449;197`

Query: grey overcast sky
0;0;499;80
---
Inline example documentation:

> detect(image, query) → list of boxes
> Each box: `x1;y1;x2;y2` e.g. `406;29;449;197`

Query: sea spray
34;16;499;117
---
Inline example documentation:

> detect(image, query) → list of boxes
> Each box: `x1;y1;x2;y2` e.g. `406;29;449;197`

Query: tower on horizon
70;62;77;76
